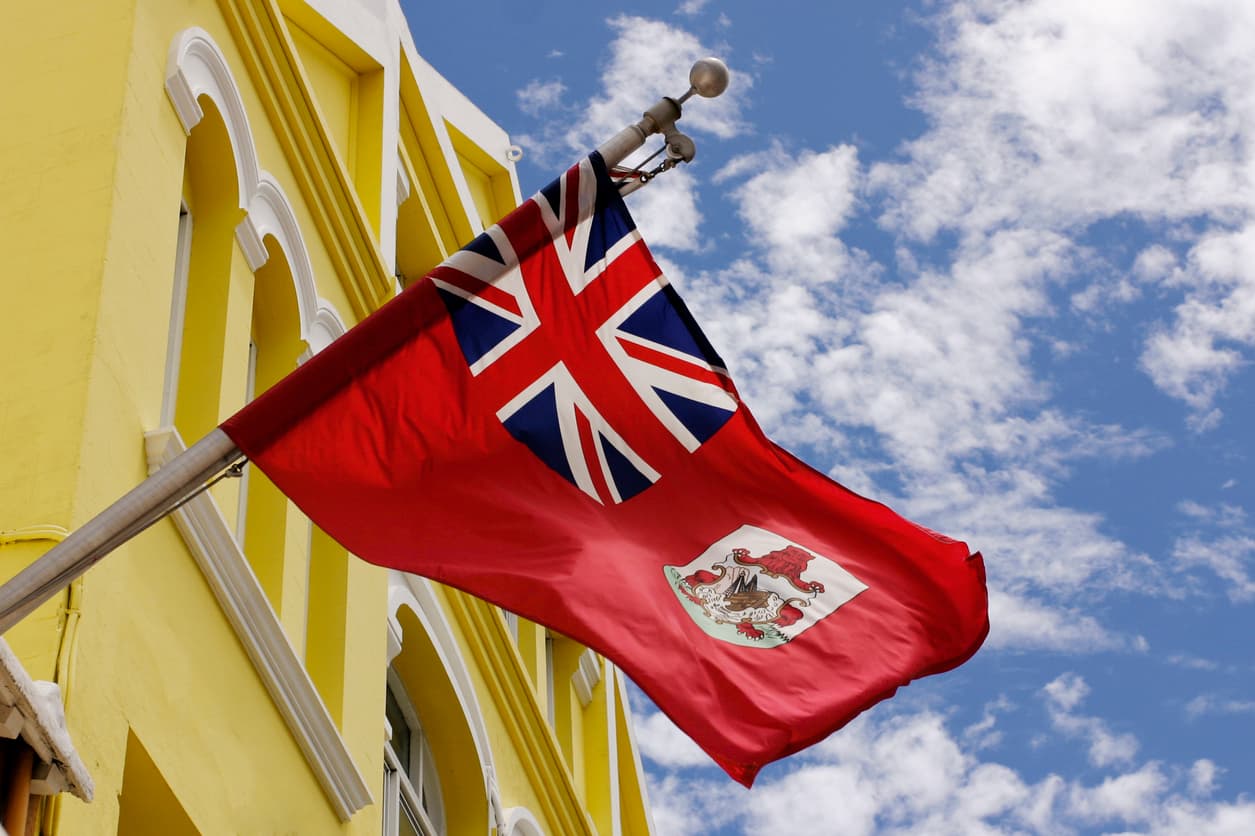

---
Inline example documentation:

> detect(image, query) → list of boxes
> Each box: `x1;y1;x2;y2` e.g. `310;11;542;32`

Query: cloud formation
507;4;1255;826
634;697;1254;836
868;0;1255;425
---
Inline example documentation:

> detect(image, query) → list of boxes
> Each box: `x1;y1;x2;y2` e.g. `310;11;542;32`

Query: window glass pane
385;683;412;771
398;800;422;836
545;634;555;726
420;743;441;824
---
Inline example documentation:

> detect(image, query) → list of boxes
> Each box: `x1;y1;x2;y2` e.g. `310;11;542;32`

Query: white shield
663;524;868;648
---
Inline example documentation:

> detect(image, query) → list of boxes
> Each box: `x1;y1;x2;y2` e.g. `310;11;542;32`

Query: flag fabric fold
221;152;988;786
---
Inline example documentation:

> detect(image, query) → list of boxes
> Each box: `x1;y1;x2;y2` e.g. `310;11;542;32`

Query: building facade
0;0;655;833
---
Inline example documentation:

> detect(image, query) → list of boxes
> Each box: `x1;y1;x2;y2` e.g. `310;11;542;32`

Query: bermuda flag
221;152;988;786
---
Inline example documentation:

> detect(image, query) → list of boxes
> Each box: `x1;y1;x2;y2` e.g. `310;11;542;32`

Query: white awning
0;639;92;801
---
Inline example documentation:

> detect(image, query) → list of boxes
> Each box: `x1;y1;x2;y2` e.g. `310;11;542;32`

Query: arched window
239;239;311;644
167;110;314;644
383;668;445;836
153;29;371;820
387;588;494;834
162;25;354;708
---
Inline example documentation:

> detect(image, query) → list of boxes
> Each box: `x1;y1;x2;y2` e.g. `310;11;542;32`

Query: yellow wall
1;0;656;833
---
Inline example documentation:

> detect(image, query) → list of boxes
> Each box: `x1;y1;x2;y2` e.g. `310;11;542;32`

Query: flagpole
0;57;730;634
597;57;728;186
0;430;241;633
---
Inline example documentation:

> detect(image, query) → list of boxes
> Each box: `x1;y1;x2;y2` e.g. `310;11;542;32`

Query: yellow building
0;0;656;833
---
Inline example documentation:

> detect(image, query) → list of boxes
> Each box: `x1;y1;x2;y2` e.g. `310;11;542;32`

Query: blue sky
404;1;1255;832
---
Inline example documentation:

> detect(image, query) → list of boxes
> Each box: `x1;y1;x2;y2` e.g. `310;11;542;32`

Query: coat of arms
664;525;868;648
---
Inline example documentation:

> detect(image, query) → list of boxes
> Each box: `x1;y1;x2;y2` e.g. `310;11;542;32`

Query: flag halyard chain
609;127;698;194
596;57;728;196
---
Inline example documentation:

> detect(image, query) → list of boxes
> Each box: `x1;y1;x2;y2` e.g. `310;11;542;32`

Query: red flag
221;153;988;786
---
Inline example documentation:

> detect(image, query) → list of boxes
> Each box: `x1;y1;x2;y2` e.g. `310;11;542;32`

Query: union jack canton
429;153;740;505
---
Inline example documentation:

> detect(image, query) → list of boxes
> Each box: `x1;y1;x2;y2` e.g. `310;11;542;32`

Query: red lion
731;545;825;594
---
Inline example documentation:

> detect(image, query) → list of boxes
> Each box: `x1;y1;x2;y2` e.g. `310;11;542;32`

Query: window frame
382;669;444;836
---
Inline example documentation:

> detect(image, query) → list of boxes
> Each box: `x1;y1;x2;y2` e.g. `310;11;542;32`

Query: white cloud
1171;500;1255;598
513;15;749;179
647;702;1255;833
1134;244;1180;282
675;0;710;16
1190;759;1222;797
515;78;567;118
1066;764;1168;824
1042;671;1090;713
1142;799;1255;836
572;15;750;156
1142;224;1255;421
1176;500;1247;527
572;16;749;253
1166;653;1222;672
1173;534;1255;601
722;144;863;277
865;0;1255;424
1042;673;1139;768
624;169;704;253
963;696;1014;750
1185;694;1255;719
645;772;745;836
870;0;1255;240
646;705;1255;836
986;591;1136;653
632;708;711;769
517;16;753;255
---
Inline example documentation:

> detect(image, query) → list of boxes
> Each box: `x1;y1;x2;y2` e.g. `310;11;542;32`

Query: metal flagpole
596;56;729;182
0;430;242;633
0;57;730;634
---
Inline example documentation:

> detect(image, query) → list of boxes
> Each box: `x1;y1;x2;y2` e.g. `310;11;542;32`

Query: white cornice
144;427;372;822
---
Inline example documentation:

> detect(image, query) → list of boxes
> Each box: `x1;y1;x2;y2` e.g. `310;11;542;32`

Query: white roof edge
392;5;519;183
293;0;392;65
0;639;93;801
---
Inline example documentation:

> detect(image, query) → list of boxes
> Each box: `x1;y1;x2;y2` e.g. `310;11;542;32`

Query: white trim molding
572;648;601;709
166;28;349;360
387;573;505;829
615;668;658;836
164;27;259;214
501;806;546;836
396;153;411;208
604;659;622;836
237;173;334;353
310;299;349;354
145;427;372;821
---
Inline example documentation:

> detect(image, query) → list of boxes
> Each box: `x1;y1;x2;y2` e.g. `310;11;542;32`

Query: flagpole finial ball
689;57;730;98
